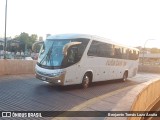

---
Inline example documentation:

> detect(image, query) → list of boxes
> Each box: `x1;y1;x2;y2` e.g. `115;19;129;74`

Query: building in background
139;53;160;65
137;47;160;65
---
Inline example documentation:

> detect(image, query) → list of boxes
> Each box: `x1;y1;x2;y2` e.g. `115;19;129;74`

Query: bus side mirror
32;41;44;52
63;42;81;56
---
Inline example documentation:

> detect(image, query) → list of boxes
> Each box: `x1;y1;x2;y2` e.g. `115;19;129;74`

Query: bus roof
47;34;139;51
47;34;91;40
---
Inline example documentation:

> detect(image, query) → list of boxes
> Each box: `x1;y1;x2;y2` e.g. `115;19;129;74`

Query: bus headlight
57;80;61;83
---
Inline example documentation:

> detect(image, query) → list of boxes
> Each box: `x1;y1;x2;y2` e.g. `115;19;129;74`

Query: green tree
28;34;38;49
14;32;37;54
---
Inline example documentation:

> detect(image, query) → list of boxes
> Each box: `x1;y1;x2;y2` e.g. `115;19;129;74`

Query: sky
0;0;160;48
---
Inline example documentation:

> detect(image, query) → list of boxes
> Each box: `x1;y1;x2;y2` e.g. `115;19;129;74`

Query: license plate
41;77;46;81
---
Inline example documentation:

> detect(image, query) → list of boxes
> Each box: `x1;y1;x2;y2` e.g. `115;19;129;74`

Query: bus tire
122;71;128;82
82;73;90;88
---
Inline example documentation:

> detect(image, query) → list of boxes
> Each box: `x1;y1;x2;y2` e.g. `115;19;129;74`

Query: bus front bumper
35;72;65;85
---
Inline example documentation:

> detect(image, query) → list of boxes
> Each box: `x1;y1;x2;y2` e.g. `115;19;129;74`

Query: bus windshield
37;38;89;69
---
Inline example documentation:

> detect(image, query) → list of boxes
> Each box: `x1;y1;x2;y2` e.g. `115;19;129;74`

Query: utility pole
4;0;8;59
142;39;155;65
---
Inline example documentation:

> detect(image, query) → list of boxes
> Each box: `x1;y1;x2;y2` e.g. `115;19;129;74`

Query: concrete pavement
54;73;160;120
0;73;160;120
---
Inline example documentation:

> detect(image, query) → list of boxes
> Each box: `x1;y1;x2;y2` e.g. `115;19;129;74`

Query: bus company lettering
106;59;126;66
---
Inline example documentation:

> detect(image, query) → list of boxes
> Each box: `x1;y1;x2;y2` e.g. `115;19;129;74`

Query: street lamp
4;0;8;59
142;39;155;65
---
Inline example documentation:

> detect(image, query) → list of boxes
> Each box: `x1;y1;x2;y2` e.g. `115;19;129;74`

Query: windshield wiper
39;42;54;65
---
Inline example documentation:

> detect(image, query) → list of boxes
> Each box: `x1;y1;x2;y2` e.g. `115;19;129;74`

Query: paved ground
54;73;160;120
0;73;160;120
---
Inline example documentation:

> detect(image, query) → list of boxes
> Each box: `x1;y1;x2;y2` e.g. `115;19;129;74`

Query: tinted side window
87;40;108;57
113;45;123;59
97;42;107;57
87;40;98;56
62;38;89;68
136;51;139;60
106;43;114;58
87;40;139;60
130;50;139;60
88;40;116;58
122;48;128;59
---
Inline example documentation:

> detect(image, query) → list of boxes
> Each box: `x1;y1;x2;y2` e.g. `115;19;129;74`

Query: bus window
88;40;108;57
87;40;98;56
61;39;89;67
132;50;139;60
66;46;78;64
106;43;114;58
97;42;107;57
114;45;122;59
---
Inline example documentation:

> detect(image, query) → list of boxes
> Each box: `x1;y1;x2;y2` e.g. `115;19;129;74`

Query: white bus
34;34;139;88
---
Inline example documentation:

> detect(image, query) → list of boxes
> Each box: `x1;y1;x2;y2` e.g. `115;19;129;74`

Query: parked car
25;57;33;60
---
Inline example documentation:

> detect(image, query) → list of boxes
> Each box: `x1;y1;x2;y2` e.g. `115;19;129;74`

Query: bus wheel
122;72;128;82
82;74;90;88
